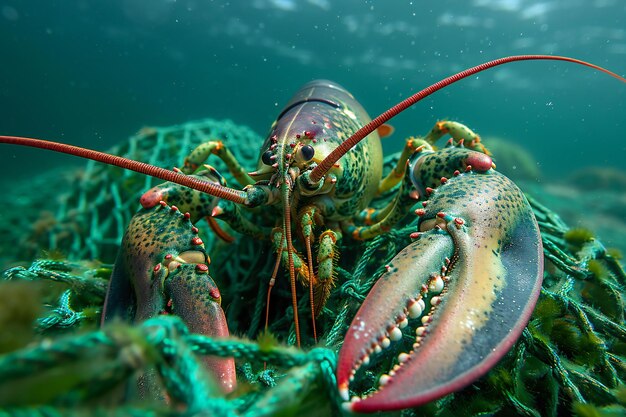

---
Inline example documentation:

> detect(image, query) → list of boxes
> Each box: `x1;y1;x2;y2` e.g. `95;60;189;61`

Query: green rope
0;316;340;416
0;331;116;381
141;317;232;414
2;191;623;416
3;260;107;303
1;122;625;416
36;290;87;331
0;407;177;417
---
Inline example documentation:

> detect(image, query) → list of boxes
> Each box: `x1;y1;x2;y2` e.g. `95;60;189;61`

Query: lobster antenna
309;55;626;183
0;135;248;205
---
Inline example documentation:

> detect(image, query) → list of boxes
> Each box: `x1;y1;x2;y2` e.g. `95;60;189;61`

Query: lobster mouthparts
337;150;543;412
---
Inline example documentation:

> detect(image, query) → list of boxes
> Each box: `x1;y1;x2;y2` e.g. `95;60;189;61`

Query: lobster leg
337;145;543;412
271;227;311;285
423;120;489;154
182;140;255;187
375;137;429;197
346;150;423;241
139;166;226;222
212;199;270;240
345;185;413;241
356;120;489;229
297;206;340;316
315;229;340;315
102;200;236;395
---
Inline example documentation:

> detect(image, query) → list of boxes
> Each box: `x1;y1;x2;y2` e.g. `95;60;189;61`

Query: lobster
1;55;624;412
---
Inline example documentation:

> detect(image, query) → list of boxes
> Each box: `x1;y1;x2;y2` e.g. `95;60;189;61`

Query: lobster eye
301;145;315;161
261;150;273;165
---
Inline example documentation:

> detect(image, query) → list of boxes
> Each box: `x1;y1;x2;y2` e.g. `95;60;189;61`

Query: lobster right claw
338;147;543;412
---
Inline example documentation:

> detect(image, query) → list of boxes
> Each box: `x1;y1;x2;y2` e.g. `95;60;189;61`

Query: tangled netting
0;118;624;417
0;119;262;267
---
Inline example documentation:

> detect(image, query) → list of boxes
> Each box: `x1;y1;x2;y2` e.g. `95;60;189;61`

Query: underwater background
0;0;625;251
0;3;625;415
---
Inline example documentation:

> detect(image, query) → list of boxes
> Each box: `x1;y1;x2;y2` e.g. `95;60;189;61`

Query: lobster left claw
338;147;543;412
102;200;236;395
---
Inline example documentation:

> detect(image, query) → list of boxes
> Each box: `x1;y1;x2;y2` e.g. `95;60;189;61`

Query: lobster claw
102;202;236;395
338;148;543;412
161;262;236;393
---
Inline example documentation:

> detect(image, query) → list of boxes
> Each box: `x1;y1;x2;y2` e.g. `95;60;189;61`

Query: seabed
0;119;624;416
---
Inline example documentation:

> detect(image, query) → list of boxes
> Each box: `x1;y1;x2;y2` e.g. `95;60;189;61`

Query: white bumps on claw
429;275;445;293
339;385;349;401
408;297;425;318
350;271;452;400
381;337;391;348
379;373;391;386
389;326;403;341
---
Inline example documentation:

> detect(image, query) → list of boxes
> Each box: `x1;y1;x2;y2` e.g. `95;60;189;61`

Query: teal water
1;1;624;175
0;1;625;248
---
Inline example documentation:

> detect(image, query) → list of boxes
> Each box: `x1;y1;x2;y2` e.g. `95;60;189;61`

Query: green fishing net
0;118;624;417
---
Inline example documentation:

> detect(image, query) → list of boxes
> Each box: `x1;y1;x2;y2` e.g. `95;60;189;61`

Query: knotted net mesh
0;118;624;416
